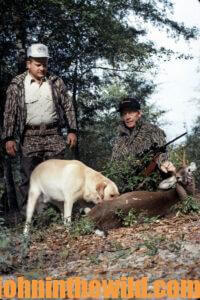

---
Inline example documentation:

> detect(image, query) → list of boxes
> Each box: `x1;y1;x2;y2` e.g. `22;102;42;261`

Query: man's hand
5;141;17;156
160;160;176;174
67;133;77;148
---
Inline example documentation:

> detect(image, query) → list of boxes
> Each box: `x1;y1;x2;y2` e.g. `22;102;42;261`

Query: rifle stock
142;153;161;177
139;132;187;178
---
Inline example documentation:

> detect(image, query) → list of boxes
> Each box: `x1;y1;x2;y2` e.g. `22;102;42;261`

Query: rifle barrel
164;132;187;148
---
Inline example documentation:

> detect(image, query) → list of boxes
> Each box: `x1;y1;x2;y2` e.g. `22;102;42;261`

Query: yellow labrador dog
24;159;119;235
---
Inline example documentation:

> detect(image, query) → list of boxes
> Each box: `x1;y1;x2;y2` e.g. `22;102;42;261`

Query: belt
25;122;58;131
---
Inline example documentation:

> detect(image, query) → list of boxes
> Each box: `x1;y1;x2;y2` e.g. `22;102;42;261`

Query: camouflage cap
118;98;141;113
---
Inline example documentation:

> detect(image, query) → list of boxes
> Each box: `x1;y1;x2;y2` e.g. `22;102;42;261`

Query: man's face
121;109;142;128
27;57;48;81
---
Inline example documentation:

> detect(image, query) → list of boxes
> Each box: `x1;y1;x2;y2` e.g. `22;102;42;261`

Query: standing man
111;97;175;191
2;43;77;205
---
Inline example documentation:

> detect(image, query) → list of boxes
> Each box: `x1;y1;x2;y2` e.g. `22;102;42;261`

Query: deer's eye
176;176;182;182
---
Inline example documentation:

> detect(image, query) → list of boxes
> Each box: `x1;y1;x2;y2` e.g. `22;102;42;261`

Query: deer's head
159;162;197;192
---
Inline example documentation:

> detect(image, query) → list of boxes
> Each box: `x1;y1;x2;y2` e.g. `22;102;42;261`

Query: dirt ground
27;214;200;279
1;210;200;300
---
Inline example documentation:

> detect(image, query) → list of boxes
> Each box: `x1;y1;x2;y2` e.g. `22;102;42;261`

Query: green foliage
172;196;200;215
103;154;162;193
78;78;168;169
0;218;16;273
185;117;200;189
30;206;62;233
0;0;198;214
116;209;138;226
69;217;95;237
78;124;115;170
0;0;197;129
139;213;160;224
168;145;187;168
116;208;159;227
142;102;167;126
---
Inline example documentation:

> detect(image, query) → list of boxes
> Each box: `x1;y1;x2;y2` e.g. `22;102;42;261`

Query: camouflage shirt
2;71;77;142
111;119;167;166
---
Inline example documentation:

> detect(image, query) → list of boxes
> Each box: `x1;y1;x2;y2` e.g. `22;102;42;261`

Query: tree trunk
1;1;27;213
72;60;80;159
12;0;26;73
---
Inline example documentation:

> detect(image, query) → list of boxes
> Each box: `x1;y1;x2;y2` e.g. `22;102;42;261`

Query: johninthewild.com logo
0;276;200;298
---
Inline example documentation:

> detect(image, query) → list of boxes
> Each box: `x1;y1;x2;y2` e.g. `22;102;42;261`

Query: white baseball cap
27;43;50;58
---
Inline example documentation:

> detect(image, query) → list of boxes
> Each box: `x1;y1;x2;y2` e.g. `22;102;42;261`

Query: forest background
0;0;200;211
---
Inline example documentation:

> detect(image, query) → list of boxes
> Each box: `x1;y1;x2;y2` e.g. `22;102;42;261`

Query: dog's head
95;180;119;203
84;178;119;204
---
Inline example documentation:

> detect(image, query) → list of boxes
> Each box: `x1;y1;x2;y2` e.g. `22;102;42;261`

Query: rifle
136;132;187;190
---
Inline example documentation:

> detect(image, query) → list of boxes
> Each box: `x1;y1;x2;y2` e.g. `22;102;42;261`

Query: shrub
69;217;95;237
103;154;162;193
116;209;160;227
172;196;200;215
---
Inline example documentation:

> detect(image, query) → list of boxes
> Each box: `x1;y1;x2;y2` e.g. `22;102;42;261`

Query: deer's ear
188;162;197;173
158;175;177;190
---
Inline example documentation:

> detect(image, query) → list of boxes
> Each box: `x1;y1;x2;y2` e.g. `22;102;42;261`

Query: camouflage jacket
2;71;77;142
111;119;167;166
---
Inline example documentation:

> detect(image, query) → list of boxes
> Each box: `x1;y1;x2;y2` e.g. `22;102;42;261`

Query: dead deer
158;162;196;196
87;162;197;231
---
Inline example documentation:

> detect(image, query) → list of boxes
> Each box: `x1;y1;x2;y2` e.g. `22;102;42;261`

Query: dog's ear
96;182;107;200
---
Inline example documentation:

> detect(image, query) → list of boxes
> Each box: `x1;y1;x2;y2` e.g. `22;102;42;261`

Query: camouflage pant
19;127;67;206
21;127;66;157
